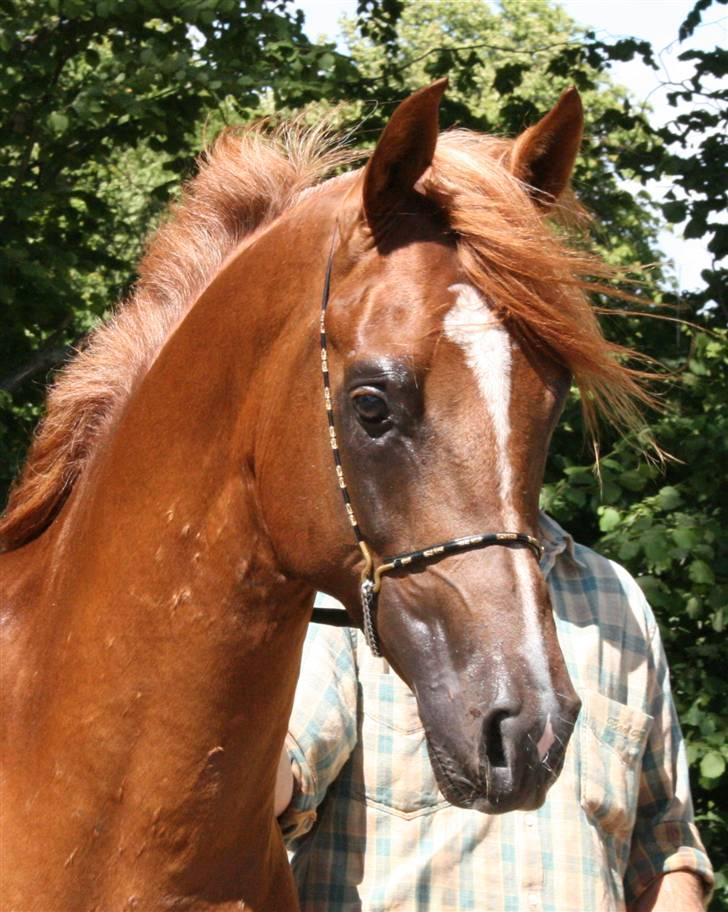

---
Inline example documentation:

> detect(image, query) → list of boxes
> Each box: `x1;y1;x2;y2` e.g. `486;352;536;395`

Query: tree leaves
0;0;355;497
702;751;726;782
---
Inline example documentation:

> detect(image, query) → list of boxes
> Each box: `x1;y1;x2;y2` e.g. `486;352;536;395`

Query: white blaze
443;283;515;525
444;283;552;691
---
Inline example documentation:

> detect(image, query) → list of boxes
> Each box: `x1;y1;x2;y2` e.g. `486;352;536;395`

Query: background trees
1;0;725;903
0;0;355;488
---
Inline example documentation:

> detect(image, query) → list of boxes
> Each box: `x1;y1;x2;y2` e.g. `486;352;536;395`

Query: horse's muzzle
424;690;582;814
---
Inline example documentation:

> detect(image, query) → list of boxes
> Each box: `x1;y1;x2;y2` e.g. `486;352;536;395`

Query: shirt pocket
355;671;448;818
579;690;653;838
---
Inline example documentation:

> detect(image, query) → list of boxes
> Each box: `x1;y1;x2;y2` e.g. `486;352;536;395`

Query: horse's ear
363;78;448;225
509;88;583;208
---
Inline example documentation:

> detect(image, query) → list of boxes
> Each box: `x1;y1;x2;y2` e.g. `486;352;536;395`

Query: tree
0;0;356;493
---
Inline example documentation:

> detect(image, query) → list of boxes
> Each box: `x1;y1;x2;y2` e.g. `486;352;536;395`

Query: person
275;513;713;912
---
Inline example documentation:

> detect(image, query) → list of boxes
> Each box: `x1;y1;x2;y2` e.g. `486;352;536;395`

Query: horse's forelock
424;130;656;442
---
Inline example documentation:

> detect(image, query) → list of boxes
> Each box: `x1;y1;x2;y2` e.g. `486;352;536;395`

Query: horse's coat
0;82;653;910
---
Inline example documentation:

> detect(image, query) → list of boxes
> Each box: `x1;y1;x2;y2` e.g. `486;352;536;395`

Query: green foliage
0;0;356;493
340;0;667;296
657;10;727;317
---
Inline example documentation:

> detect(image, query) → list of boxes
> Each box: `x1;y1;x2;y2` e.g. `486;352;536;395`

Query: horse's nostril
483;707;516;769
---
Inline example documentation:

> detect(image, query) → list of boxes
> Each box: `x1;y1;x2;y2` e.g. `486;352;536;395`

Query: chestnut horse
1;82;647;910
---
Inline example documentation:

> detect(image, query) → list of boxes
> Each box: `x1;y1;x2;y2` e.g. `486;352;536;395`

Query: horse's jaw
376;553;581;814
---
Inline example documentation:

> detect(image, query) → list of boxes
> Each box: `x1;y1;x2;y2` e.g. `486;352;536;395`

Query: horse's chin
451;790;547;815
425;736;561;815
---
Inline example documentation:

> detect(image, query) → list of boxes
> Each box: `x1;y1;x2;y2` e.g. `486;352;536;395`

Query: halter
315;231;543;656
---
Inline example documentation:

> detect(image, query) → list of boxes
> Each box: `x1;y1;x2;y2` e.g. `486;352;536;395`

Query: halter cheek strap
318;231;543;657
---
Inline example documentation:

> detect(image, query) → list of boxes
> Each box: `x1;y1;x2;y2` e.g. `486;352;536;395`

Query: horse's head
260;82;599;813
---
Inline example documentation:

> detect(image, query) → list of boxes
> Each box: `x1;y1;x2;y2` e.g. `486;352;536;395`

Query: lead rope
319;231;543;657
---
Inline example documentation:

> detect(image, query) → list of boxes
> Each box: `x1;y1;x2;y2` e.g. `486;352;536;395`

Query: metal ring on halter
358;540;374;583
319;227;544;657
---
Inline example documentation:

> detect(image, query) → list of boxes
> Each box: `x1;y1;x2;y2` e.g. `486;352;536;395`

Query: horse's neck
1;227;317;906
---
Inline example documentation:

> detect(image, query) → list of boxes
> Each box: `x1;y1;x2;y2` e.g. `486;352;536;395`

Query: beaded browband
314;231;543;656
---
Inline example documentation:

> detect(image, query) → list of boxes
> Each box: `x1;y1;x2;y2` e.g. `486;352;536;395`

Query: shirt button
527;893;539;908
525;814;537;827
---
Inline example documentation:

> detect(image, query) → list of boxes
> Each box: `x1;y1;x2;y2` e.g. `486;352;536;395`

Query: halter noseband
316;232;543;656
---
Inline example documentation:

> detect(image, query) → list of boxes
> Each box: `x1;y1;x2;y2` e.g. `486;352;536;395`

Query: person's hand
274;744;294;817
629;871;707;912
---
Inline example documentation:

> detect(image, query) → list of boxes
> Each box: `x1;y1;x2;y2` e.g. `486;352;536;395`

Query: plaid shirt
281;514;713;911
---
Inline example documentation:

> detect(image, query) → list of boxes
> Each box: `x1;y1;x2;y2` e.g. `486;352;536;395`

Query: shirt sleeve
277;623;359;843
624;591;714;906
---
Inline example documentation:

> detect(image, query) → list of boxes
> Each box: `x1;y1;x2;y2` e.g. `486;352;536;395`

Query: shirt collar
538;511;586;576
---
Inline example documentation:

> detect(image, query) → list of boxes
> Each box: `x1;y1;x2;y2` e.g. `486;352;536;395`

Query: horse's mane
0;121;355;551
0;118;652;552
426;131;653;435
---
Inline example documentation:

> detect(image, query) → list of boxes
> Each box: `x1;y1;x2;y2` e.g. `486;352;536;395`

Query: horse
0;80;649;910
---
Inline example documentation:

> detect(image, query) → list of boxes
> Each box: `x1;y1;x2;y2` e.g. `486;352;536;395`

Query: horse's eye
351;390;390;427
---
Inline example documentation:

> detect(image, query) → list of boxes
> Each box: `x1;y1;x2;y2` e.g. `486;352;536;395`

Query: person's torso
291;548;655;912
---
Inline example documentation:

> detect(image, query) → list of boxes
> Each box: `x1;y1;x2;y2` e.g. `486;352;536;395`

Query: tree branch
0;343;74;394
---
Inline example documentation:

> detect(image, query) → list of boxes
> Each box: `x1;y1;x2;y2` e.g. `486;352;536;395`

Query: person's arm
623;586;713;909
274;743;294;818
628;870;706;912
276;623;359;840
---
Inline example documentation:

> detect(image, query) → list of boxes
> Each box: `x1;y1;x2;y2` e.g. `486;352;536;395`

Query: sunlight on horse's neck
5;200;330;904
